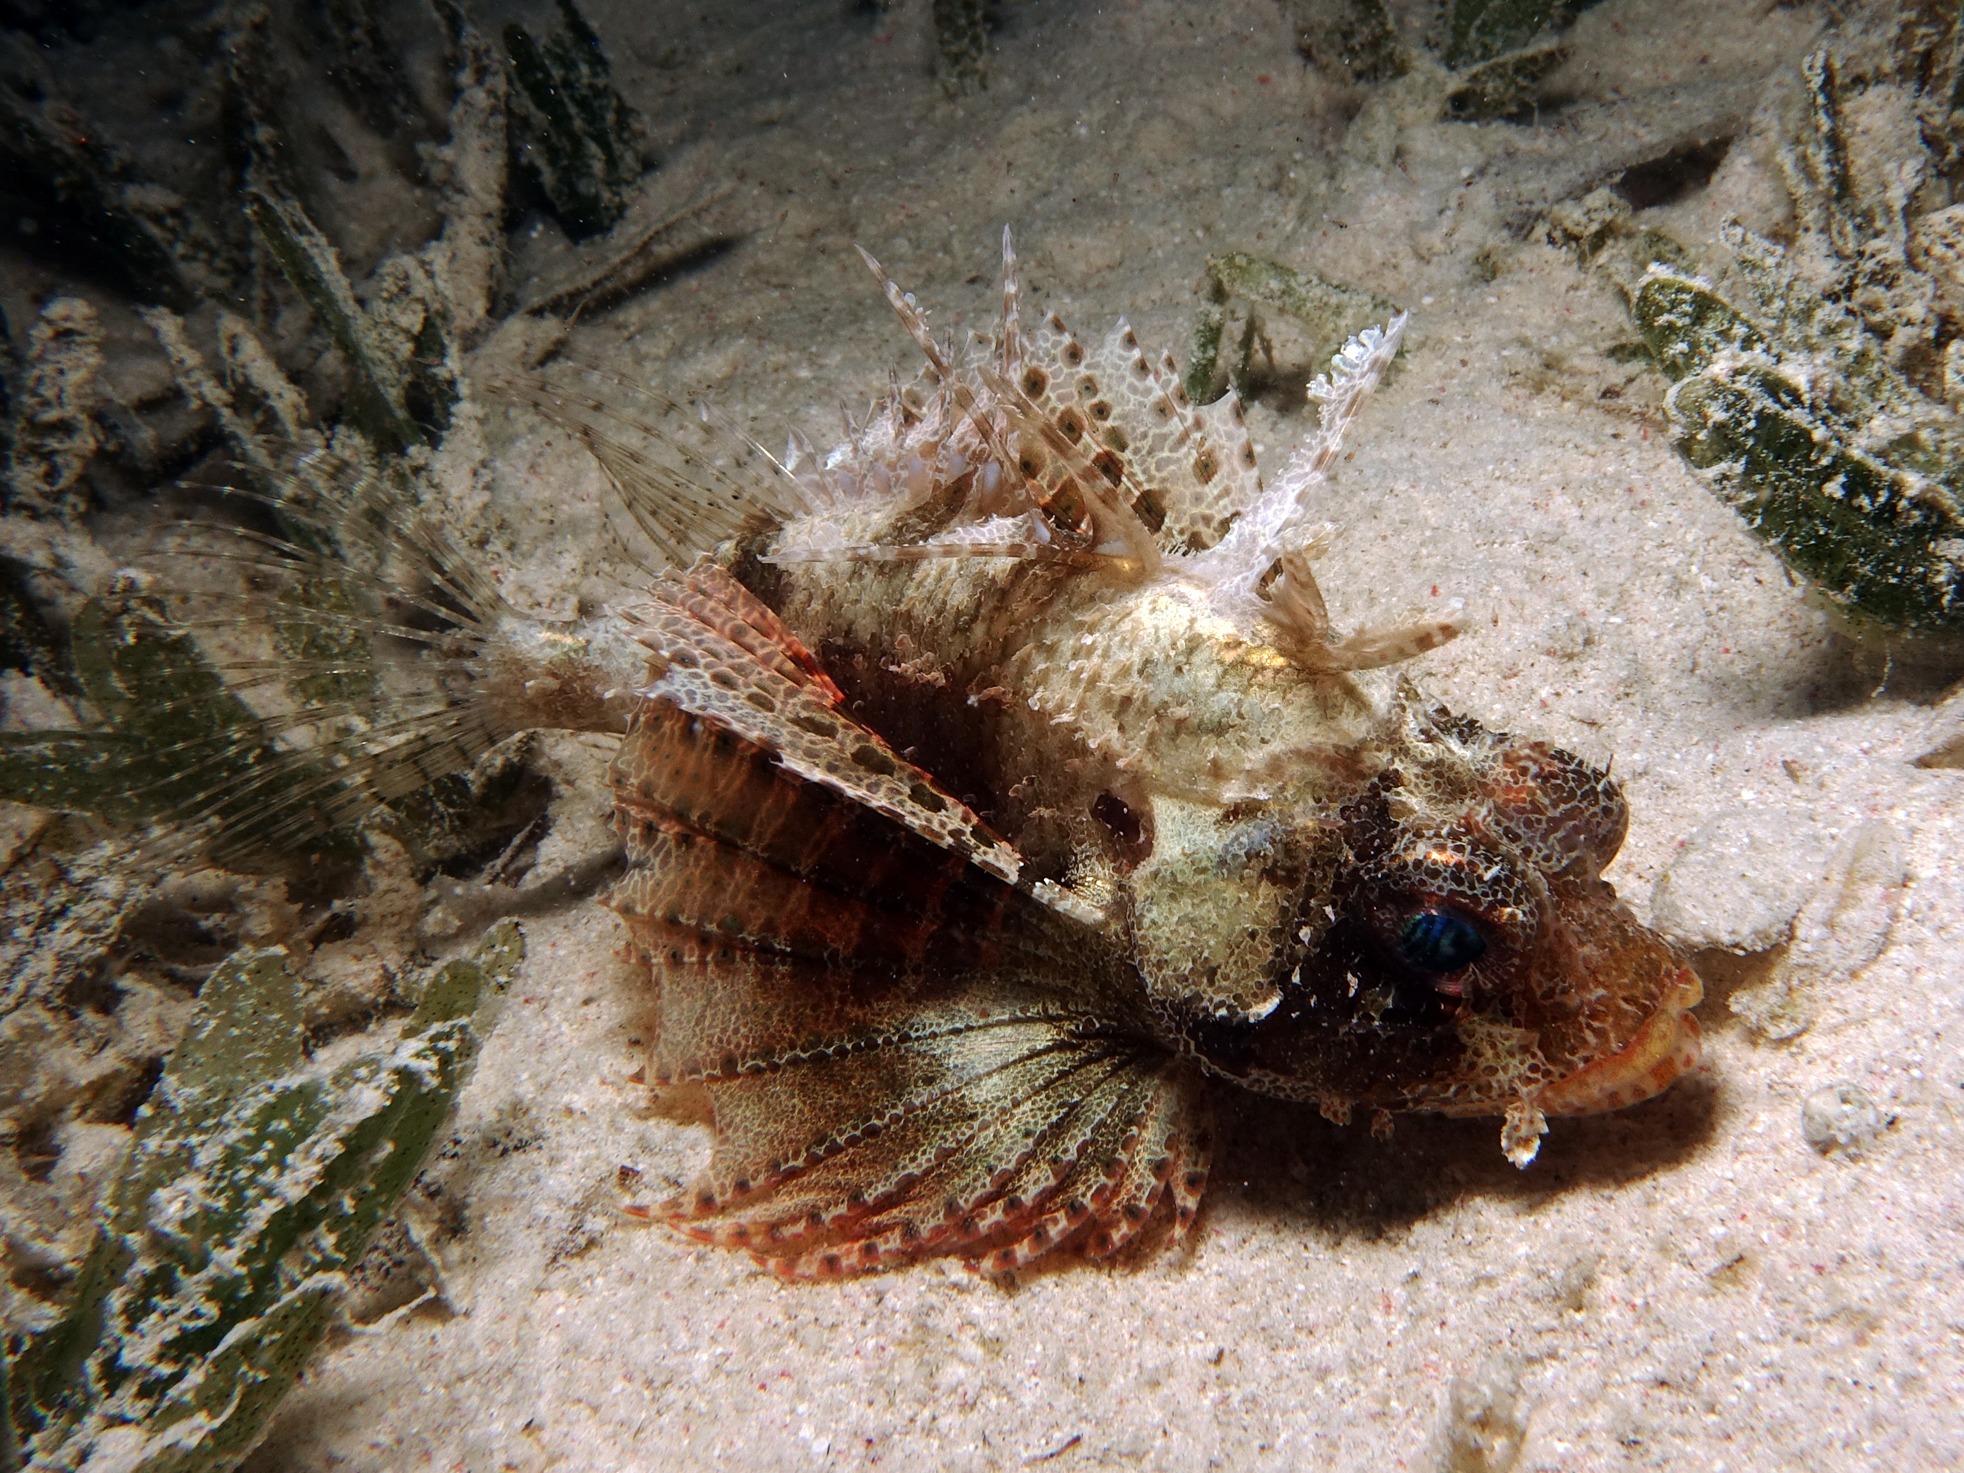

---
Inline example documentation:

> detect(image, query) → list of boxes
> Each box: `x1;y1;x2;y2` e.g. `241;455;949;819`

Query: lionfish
95;231;1705;1279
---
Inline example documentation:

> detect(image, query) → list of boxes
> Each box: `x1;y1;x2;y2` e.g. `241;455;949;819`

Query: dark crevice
12;1115;61;1181
1611;135;1733;210
97;1052;166;1127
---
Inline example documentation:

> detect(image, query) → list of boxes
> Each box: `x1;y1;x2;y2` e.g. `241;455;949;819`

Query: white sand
244;2;1963;1468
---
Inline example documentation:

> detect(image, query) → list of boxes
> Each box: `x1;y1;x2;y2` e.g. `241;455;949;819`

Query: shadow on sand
1211;1065;1723;1245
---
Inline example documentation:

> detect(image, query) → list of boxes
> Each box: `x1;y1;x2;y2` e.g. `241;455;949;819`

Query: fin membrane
635;929;1211;1279
0;450;531;870
1016;311;1261;553
495;364;809;570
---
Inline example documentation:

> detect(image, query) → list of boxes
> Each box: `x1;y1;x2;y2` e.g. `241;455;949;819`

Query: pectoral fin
635;930;1210;1279
608;565;1208;1275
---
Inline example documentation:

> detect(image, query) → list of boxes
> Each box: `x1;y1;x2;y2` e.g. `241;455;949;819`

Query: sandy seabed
184;1;1964;1468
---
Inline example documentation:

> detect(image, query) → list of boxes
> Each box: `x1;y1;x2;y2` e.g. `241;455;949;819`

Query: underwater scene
1;1;1959;1468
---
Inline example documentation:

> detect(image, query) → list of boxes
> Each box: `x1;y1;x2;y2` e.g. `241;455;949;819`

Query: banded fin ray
610;661;1091;974
625;560;1107;925
854;241;1162;568
604;561;1211;1275
836;230;1266;568
2;450;553;867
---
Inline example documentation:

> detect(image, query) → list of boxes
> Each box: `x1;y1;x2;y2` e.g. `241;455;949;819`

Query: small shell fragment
1800;1083;1884;1156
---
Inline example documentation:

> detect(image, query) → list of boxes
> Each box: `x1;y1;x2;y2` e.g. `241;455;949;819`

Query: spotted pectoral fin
638;931;1212;1278
627;560;1106;925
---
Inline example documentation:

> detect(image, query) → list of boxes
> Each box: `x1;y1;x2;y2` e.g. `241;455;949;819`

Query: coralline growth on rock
2;298;103;521
0;923;522;1473
1630;43;1964;642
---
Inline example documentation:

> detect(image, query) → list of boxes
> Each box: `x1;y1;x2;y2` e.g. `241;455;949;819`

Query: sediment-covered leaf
3;924;521;1473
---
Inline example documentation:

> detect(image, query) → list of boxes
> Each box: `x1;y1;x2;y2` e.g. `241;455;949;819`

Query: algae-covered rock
0;923;522;1473
1286;0;1586;119
931;0;990;94
243;186;449;454
503;0;644;240
1287;0;1406;85
1630;47;1964;641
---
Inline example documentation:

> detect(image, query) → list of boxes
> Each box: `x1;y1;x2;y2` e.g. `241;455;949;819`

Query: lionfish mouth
1534;965;1706;1117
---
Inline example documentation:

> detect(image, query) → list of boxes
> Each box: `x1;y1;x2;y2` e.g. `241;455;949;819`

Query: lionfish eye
1397;908;1486;973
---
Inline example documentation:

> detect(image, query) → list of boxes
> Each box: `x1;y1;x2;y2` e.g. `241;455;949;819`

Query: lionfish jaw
1533;963;1706;1119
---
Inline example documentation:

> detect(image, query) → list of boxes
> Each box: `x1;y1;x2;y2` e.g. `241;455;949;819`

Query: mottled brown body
584;238;1702;1277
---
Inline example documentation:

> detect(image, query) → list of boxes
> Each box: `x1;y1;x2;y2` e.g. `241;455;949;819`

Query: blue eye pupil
1398;908;1486;973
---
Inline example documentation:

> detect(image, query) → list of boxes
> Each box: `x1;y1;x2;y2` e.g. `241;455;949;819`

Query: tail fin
1;449;635;871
